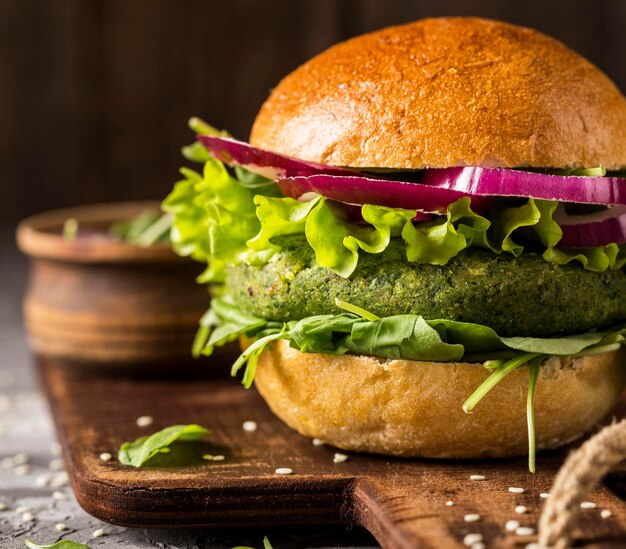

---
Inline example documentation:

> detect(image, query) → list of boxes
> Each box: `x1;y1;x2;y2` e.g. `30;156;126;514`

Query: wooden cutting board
39;357;626;548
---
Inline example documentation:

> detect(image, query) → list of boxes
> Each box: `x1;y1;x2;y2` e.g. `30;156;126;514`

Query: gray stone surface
0;227;377;549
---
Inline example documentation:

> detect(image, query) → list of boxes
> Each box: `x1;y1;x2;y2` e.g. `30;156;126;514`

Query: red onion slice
554;205;626;248
198;135;355;179
422;167;626;206
278;174;493;213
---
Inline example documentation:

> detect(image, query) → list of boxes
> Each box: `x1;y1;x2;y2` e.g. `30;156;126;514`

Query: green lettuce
118;424;211;467
163;153;626;281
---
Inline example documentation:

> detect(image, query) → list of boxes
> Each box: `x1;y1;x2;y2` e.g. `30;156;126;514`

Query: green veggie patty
225;237;626;337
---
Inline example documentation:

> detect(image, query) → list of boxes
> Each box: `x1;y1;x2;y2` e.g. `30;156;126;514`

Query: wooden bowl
16;201;212;368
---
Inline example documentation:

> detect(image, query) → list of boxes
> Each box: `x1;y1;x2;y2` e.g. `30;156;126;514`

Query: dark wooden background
2;0;626;224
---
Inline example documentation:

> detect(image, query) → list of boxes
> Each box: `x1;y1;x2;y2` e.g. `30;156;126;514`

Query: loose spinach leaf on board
117;424;210;467
25;541;92;549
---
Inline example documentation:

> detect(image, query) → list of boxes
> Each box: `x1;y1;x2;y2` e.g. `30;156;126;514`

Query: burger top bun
250;17;626;170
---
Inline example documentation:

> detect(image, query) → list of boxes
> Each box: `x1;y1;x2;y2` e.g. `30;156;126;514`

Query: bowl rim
16;201;186;263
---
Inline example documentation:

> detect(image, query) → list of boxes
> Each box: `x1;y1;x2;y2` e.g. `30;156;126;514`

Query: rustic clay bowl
16;201;213;369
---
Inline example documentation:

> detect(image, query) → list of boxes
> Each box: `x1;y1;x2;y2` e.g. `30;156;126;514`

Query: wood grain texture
40;357;626;548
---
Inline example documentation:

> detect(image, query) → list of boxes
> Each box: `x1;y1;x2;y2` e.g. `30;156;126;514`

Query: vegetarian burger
164;17;626;469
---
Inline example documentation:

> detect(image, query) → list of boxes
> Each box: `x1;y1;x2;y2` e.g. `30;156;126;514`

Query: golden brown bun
254;340;626;458
251;17;626;170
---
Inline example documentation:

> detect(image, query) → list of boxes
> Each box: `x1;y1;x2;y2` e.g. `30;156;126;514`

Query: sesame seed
55;523;67;531
515;526;535;536
0;503;7;511
35;474;51;487
601;509;613;519
202;454;214;460
15;506;30;514
445;500;454;507
312;438;326;447
242;421;258;432
470;543;485;549
136;416;153;427
212;455;225;461
275;467;293;475
580;501;597;509
540;492;550;499
52;491;68;501
515;505;528;514
525;544;540;549
99;453;112;462
470;475;485;481
463;533;483;546
21;512;34;522
505;519;520;532
48;458;64;471
509;487;525;494
92;528;105;538
50;471;69;487
12;453;29;465
333;453;349;464
464;513;481;523
14;464;31;476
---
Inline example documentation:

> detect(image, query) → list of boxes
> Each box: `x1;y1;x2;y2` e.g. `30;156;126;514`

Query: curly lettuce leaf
163;158;262;282
164;148;626;279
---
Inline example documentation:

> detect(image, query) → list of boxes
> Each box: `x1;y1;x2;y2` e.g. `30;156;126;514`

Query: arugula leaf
201;297;626;388
118;424;210;467
527;357;541;473
110;210;172;247
25;541;92;549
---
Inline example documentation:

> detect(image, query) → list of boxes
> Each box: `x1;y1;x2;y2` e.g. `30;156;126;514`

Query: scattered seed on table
48;458;64;471
505;519;520;532
55;523;67;531
52;491;68;501
469;474;485;481
242;421;257;432
14;464;31;476
92;528;105;538
21;512;34;522
580;501;597;509
515;526;535;536
508;487;525;494
312;438;325;447
464;513;481;523
601;509;612;519
35;474;51;487
333;453;348;464
99;453;112;462
15;506;30;514
12;453;29;465
0;503;6;511
515;505;528;514
275;468;293;475
136;416;153;427
463;533;483;546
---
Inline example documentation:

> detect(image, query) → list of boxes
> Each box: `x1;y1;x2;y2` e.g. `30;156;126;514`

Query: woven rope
538;419;626;548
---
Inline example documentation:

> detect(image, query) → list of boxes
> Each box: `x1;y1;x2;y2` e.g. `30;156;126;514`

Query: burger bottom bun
253;340;626;458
